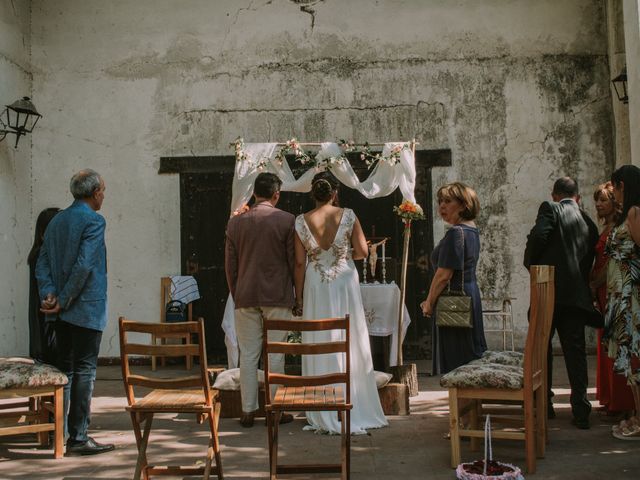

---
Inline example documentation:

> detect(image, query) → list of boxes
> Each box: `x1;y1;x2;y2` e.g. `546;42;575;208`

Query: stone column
623;0;640;166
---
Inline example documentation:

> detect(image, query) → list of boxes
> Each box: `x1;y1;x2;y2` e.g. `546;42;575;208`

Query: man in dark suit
524;176;599;429
36;169;115;454
225;172;296;428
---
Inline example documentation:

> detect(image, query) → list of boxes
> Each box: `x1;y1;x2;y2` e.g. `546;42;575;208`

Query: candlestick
362;254;368;284
381;242;386;283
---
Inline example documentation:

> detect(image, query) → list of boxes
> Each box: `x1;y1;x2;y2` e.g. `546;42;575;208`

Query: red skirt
596;329;636;412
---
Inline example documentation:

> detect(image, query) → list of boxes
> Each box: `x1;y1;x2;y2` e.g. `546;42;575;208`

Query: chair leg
132;413;153;480
523;394;536;474
345;410;351;480
151;334;157;371
535;386;546;458
53;387;64;459
36;396;49;446
210;401;223;480
469;400;480;452
449;388;461;469
270;411;281;480
186;334;193;370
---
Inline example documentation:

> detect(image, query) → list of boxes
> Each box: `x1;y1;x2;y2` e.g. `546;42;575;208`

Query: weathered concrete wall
0;0;32;355
624;0;640;166
26;0;613;356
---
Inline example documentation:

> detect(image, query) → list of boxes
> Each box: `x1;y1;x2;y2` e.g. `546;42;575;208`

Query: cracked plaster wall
0;0;32;355
24;0;613;356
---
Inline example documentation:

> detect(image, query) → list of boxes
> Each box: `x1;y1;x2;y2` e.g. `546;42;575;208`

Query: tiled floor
1;356;639;479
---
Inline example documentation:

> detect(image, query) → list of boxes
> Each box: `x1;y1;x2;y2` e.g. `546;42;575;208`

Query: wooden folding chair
151;277;194;371
263;316;352;480
119;318;223;480
442;265;555;474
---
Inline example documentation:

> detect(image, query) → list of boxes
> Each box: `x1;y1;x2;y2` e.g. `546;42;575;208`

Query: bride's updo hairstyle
311;171;339;203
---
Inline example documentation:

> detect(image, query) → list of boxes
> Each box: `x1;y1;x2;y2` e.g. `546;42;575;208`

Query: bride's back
304;205;345;250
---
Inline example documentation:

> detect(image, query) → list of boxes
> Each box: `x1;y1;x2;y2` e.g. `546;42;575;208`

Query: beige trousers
234;306;291;413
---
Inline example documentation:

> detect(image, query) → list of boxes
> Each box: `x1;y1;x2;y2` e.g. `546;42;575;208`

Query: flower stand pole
390;220;419;397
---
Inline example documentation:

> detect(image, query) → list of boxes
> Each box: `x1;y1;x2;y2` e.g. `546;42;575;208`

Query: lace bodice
295;208;356;283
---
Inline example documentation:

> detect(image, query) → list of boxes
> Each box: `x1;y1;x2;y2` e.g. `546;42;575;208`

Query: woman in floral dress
591;182;634;415
605;165;640;440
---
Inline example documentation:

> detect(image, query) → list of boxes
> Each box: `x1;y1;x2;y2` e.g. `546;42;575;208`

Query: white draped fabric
222;141;417;368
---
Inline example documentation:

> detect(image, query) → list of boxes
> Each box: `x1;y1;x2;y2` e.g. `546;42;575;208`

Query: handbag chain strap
445;226;466;296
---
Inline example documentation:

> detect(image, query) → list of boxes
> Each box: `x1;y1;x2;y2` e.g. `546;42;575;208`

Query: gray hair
70;169;102;199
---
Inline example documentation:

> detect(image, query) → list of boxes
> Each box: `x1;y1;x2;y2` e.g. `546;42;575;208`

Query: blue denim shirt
36;200;107;331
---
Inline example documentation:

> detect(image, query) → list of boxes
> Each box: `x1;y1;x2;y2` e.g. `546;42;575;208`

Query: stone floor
1;356;639;479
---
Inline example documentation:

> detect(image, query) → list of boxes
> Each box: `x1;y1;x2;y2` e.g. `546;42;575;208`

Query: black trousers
55;321;102;443
547;306;591;420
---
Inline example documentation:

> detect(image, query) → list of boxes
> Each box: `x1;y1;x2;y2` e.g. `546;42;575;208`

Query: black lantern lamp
0;97;42;148
612;68;628;104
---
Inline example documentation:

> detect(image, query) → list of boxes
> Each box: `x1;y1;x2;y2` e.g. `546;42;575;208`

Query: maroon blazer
225;202;295;309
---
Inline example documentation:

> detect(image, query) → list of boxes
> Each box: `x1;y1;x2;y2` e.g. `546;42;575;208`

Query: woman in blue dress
421;182;486;374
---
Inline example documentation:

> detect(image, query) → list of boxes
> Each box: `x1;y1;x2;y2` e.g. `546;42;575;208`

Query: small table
360;282;411;367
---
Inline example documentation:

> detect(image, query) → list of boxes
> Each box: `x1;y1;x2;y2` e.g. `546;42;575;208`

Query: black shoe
571;417;590;430
548;404;556;419
66;437;115;456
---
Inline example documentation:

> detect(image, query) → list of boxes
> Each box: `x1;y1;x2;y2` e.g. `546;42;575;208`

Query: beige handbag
435;227;473;329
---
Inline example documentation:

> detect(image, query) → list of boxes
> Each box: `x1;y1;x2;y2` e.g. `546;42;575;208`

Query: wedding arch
222;139;420;373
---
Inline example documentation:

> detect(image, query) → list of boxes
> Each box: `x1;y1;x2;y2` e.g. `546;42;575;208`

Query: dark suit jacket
225;202;295;309
35;200;108;331
523;199;599;313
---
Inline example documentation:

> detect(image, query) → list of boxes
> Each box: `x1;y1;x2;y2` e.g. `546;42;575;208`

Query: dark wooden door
174;152;444;363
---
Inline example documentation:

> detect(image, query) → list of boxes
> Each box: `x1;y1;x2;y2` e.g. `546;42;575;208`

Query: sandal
612;424;640;441
612;416;639;433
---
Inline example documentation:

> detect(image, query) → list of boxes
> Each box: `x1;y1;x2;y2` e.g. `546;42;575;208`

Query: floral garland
231;137;411;171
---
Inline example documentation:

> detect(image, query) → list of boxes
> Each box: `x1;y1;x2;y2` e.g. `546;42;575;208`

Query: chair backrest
161;277;193;323
118;317;212;406
524;265;555;391
262;316;350;405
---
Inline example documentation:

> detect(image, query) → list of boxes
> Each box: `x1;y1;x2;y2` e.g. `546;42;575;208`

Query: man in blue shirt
36;169;114;455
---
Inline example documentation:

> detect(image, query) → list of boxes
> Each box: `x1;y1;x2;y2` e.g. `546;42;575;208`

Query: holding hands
40;293;61;314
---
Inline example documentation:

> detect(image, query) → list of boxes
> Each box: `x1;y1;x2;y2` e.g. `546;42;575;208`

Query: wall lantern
612;68;628;104
0;97;42;148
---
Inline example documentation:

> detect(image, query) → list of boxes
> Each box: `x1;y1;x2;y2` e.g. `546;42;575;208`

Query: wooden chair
0;358;66;459
441;265;555;474
119;318;223;480
263;316;352;480
151;277;193;371
482;298;516;351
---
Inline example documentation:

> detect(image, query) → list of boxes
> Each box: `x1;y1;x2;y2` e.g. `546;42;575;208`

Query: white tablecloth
221;282;411;368
359;282;411;367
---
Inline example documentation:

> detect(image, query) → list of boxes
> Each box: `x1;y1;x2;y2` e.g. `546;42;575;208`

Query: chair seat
269;385;352;411
0;358;68;390
477;350;524;366
128;389;212;412
440;363;523;390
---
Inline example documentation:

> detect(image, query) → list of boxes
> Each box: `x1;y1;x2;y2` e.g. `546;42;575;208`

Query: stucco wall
24;0;613;356
0;0;32;355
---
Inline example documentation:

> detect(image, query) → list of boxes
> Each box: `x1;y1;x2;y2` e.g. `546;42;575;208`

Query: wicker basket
455;415;524;480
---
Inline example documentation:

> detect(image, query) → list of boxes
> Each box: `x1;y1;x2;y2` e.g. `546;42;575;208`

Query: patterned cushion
479;350;524;367
0;359;68;390
440;363;523;390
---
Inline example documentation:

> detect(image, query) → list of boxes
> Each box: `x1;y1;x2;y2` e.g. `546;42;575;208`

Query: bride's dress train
295;208;388;435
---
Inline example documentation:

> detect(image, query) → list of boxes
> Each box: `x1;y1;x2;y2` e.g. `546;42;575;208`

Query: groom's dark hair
254;172;282;199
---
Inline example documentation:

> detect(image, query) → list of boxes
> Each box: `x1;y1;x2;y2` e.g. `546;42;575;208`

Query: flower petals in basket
455;460;523;480
455;415;524;480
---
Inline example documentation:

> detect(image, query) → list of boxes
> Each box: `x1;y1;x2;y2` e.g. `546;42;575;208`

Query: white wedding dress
295;208;388;435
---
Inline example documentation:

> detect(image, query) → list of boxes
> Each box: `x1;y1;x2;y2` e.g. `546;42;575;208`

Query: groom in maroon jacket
225;172;296;427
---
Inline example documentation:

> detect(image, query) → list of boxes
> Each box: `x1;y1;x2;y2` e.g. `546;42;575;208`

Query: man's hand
40;294;61;314
292;301;303;317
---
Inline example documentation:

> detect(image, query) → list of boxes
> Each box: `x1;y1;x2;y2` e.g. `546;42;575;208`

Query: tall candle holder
362;254;368;283
381;242;386;283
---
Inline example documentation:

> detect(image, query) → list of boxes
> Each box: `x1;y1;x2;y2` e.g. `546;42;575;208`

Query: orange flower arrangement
393;200;425;223
232;204;250;216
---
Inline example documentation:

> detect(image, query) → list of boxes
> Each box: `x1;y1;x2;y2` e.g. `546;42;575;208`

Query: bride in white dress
293;171;388;435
